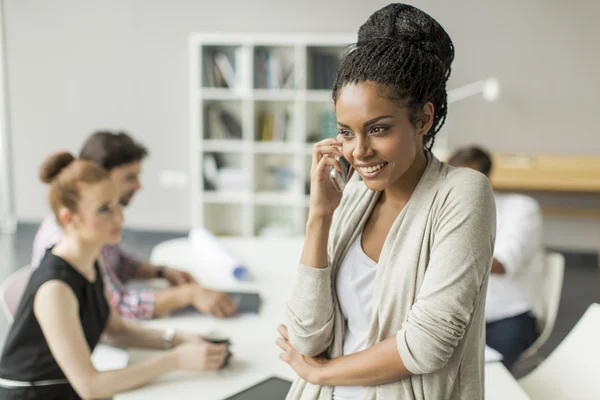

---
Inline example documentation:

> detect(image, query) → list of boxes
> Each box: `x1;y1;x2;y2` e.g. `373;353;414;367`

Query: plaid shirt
31;214;156;320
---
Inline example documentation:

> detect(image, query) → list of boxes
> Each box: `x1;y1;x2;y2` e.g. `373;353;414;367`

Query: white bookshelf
190;33;353;237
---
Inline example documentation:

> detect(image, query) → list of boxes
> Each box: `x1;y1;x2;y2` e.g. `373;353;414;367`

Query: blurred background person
31;132;236;320
0;152;229;399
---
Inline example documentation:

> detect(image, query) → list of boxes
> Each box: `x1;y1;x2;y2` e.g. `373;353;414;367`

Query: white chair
519;303;600;400
0;265;34;323
512;252;565;370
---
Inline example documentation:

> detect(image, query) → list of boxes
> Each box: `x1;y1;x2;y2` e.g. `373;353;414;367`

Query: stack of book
309;50;340;90
203;153;249;192
254;48;294;89
257;108;293;142
204;49;241;89
205;104;242;140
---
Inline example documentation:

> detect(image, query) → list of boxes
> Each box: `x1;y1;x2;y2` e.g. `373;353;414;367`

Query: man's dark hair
79;131;148;170
333;3;455;151
447;146;493;176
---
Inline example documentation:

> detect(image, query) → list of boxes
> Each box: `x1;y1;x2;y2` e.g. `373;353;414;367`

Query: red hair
39;152;108;222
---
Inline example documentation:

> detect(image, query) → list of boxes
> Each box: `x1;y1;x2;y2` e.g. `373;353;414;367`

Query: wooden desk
490;153;600;193
490;153;600;218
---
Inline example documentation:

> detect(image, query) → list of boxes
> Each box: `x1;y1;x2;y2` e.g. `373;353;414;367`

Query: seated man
448;146;542;368
32;131;236;320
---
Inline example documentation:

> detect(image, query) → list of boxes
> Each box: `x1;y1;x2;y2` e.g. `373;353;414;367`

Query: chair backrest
0;265;34;323
518;252;564;361
519;303;600;400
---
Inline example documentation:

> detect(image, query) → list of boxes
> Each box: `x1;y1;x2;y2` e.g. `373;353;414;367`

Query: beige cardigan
285;154;496;400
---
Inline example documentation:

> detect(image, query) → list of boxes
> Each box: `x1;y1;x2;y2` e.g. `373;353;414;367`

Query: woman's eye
99;206;109;213
338;130;354;138
370;126;388;134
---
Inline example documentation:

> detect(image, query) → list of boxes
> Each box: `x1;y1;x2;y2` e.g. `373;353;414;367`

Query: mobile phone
329;156;352;192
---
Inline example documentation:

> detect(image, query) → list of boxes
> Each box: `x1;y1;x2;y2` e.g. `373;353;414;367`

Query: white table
115;237;529;400
485;363;530;400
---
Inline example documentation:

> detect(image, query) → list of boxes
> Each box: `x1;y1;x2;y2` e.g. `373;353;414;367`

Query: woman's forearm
301;216;332;269
316;336;412;386
86;350;179;398
104;321;190;350
135;261;160;279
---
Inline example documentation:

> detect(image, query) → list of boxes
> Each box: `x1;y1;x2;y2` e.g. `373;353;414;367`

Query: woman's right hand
175;340;230;371
308;137;350;219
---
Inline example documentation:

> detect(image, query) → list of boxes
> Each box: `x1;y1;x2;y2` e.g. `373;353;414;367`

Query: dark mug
204;335;232;369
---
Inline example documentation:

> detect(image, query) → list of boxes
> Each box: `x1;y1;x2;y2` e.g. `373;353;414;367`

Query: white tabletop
485;363;530;400
115;237;529;400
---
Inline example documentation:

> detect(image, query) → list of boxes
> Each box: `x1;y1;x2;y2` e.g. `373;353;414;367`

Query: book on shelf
203;153;249;192
203;48;242;89
205;104;242;140
254;48;294;90
203;153;219;190
257;107;293;142
259;113;274;142
309;50;341;90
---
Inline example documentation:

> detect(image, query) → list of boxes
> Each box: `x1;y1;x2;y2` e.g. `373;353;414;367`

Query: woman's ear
418;102;435;136
57;207;74;228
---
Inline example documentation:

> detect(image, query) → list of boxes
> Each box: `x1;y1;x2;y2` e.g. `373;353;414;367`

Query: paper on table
485;345;504;363
91;344;129;371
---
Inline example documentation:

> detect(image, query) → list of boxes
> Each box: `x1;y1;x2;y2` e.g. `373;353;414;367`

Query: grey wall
4;0;600;249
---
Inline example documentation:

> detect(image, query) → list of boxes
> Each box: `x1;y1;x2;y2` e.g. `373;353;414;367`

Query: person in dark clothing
0;152;230;399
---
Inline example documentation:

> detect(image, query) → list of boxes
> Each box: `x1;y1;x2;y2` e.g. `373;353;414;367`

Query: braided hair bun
333;3;455;150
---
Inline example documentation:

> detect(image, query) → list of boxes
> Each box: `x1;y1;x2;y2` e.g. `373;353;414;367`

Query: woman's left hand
276;324;329;384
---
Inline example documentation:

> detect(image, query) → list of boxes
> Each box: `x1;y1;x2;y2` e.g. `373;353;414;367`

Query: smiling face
335;82;433;193
109;161;142;206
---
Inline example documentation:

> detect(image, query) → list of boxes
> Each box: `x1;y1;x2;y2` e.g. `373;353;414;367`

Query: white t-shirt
486;192;544;323
333;230;378;400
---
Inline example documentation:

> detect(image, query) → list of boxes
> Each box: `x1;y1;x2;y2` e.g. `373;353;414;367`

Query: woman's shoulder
38;251;71;273
36;279;78;303
439;163;493;197
442;162;489;186
431;163;496;218
36;252;85;288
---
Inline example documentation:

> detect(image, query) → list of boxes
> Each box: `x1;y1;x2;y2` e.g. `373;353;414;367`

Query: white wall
4;0;600;250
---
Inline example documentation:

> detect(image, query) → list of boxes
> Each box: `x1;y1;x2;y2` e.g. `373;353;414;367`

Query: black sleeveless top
0;250;109;396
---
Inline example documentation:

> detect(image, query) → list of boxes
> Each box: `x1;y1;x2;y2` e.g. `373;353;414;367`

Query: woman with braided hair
277;4;495;400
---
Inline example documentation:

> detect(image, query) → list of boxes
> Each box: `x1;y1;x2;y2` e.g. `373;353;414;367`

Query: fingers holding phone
311;138;342;167
309;138;350;218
